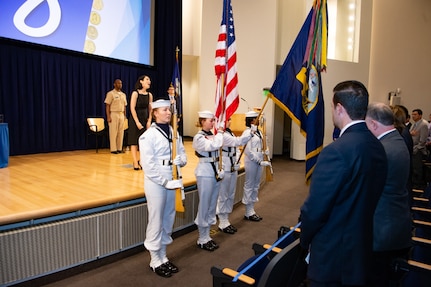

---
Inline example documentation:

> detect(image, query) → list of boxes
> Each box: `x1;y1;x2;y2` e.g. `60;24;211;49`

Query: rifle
236;95;270;165
260;113;273;181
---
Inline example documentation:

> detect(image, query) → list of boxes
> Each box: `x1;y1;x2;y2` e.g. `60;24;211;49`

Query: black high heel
138;160;142;169
133;161;142;171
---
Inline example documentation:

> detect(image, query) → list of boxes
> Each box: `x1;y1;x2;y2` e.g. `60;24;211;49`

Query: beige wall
183;0;431;156
369;0;431;117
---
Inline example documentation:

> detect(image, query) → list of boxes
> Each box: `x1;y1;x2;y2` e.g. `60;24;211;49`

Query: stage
0;141;239;228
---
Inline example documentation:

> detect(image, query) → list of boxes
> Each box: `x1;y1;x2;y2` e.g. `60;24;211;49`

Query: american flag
214;0;239;128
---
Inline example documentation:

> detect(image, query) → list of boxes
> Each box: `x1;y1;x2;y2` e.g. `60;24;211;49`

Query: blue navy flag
269;0;327;183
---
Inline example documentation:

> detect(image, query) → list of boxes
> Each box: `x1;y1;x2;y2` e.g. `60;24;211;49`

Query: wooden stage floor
0;141;210;227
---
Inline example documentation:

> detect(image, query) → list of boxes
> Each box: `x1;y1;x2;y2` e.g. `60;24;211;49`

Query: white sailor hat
151;99;171;109
245;111;259;118
198;110;214;119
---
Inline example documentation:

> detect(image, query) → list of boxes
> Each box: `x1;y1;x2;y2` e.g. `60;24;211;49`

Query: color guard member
193;111;224;251
139;99;187;277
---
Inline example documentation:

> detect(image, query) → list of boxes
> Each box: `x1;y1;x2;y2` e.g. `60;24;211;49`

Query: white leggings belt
161;159;172;166
222;151;236;157
199;157;219;163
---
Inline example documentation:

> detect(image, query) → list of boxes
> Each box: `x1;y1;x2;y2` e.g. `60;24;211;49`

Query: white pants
242;160;262;205
144;179;176;251
194;176;220;228
217;170;237;215
108;112;124;151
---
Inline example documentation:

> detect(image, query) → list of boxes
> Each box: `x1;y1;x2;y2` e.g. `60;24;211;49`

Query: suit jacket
410;119;428;155
300;122;387;285
373;130;411;251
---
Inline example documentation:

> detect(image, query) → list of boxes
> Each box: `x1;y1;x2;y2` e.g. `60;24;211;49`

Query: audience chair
423;161;431;183
411;203;431;243
397;236;431;286
413;197;430;208
211;238;307;287
397;196;431;286
211;224;306;287
86;118;107;153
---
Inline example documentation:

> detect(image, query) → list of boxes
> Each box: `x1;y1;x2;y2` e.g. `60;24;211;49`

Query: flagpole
217;0;228;173
261;114;273;181
218;72;225;174
171;47;185;212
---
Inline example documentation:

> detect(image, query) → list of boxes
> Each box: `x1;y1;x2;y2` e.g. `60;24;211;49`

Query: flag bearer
140;99;187;277
193;111;224;251
241;111;271;222
217;117;255;234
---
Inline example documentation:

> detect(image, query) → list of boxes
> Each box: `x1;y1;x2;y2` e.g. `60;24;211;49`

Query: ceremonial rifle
236;95;270;165
260;113;273;181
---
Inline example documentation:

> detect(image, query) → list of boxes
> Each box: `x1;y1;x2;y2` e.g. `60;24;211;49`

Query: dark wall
0;0;182;155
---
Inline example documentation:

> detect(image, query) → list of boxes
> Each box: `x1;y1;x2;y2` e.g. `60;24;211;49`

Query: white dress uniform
193;118;223;247
241;113;264;218
216;128;253;230
139;120;186;269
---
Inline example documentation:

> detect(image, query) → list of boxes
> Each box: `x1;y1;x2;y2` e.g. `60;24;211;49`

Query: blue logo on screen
0;0;152;65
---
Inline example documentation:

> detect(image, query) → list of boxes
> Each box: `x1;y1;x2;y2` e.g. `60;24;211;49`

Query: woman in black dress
128;75;153;170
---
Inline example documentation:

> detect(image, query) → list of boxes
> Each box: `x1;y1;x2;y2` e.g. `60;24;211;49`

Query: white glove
264;148;270;156
251;124;257;133
165;179;183;189
233;164;240;171
217;170;225;180
218;121;225;130
260;161;271;167
172;155;186;167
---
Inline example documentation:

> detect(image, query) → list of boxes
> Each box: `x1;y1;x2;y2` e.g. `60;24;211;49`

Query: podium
0;123;9;168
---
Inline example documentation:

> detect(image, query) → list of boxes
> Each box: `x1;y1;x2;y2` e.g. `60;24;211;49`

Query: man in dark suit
300;80;388;287
365;102;412;286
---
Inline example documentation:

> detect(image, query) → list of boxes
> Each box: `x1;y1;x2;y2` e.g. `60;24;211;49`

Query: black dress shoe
209;240;219;249
219;226;235;234
111;151;119;154
117;150;125;153
197;241;215;251
162;261;179;273
150;265;172;278
229;225;238;232
244;214;263;221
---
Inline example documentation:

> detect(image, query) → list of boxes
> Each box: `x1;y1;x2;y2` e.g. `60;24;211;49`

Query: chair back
87;118;105;133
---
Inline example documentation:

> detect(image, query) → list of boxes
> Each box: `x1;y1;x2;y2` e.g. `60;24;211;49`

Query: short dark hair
333;80;369;120
245;117;256;127
367;102;394;126
412;108;423;116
